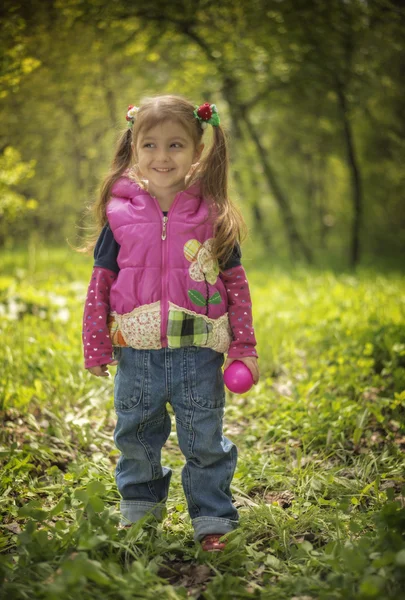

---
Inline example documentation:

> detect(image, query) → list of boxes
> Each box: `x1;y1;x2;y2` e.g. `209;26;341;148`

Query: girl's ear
194;143;204;162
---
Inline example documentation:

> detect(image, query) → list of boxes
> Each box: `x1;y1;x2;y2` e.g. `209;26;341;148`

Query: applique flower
184;239;219;284
184;239;221;308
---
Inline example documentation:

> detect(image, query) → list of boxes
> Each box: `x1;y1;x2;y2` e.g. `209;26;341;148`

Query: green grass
1;246;404;599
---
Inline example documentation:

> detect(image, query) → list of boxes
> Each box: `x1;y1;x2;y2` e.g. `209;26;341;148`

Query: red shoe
201;533;227;552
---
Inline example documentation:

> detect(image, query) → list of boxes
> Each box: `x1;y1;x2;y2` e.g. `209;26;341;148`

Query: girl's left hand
224;356;260;385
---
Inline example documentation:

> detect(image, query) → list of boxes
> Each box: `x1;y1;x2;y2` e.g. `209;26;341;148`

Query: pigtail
75;128;133;255
201;125;228;206
96;128;133;226
200;125;247;270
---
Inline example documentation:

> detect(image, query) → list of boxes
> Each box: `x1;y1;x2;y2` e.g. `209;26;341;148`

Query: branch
243;81;291;111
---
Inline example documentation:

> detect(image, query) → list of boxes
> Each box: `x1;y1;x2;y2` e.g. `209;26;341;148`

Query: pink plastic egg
224;360;254;394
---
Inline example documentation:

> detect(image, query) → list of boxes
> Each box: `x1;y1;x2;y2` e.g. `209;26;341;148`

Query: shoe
201;533;227;552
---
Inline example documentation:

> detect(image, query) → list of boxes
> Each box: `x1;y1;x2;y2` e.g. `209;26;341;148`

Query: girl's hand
224;356;260;385
87;360;119;377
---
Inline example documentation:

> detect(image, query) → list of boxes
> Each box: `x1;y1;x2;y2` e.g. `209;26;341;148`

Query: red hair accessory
194;103;220;128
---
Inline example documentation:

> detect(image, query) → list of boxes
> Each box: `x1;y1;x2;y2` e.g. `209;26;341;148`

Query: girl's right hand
87;360;119;377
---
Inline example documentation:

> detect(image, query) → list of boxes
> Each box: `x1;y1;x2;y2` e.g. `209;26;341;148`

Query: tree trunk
226;95;273;251
316;154;329;251
240;109;313;263
335;82;363;269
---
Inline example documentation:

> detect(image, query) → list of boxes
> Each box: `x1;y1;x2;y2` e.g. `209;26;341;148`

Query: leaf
18;500;48;522
188;289;206;307
87;481;106;496
299;541;313;552
349;520;362;533
208;291;221;304
78;533;108;551
85;559;113;586
88;495;105;512
353;427;363;444
359;575;384;596
265;554;281;568
74;489;88;504
49;498;66;517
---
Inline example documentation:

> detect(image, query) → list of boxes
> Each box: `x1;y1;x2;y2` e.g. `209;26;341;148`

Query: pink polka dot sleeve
82;266;118;369
219;264;258;359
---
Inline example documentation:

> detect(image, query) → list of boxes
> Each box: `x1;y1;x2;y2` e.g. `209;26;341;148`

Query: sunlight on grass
1;248;404;599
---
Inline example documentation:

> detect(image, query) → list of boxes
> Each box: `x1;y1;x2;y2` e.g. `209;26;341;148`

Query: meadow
0;247;404;600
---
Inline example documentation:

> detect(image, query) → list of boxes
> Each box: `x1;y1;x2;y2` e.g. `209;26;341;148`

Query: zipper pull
161;216;168;240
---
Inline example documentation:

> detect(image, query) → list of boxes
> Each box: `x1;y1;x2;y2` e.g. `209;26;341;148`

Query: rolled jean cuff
120;500;167;525
192;516;239;542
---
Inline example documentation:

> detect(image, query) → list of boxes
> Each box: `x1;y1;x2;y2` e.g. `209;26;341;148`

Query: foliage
0;2;41;98
0;146;37;239
0;247;404;598
0;1;404;265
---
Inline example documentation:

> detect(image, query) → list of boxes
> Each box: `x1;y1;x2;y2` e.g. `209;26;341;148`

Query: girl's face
134;120;203;198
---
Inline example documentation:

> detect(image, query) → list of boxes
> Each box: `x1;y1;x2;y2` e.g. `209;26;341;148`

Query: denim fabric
112;346;239;541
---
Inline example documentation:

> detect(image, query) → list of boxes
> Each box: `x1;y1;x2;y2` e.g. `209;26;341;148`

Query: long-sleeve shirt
82;218;257;368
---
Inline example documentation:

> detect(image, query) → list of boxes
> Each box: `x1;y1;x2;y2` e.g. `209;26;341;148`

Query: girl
81;95;259;552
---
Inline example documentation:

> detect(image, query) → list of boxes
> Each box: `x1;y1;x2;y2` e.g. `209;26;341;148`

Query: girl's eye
143;143;155;148
171;143;183;148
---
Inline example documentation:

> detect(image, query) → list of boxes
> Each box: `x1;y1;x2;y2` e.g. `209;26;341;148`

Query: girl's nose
156;148;169;161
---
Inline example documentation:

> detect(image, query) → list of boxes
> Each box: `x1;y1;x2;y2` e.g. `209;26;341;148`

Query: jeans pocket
113;347;122;362
114;348;145;411
189;347;226;409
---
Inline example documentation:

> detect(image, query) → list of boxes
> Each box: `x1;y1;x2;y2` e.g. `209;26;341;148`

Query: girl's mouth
153;168;174;173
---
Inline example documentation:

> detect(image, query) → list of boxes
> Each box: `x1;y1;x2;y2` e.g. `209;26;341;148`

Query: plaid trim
167;309;213;348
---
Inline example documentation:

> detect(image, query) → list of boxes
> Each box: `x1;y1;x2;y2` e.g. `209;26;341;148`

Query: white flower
127;106;139;119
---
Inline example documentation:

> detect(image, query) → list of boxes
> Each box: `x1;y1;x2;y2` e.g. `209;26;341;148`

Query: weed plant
0;248;404;599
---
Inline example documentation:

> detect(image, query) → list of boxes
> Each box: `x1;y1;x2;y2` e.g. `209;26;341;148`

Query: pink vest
106;176;232;353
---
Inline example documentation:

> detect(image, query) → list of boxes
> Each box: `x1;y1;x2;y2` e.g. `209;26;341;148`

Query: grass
0;246;404;599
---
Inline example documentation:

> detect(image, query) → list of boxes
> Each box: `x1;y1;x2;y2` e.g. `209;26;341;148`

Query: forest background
1;0;404;269
1;2;405;599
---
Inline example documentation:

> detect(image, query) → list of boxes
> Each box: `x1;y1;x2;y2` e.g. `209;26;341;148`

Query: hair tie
194;103;220;129
126;105;139;128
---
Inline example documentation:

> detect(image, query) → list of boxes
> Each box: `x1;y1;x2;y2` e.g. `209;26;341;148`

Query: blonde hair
76;94;247;269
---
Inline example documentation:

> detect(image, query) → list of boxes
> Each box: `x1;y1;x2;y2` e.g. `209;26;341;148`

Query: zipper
161;216;168;240
150;191;183;347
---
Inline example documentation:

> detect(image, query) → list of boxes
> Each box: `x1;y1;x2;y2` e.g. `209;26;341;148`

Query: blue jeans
112;346;239;541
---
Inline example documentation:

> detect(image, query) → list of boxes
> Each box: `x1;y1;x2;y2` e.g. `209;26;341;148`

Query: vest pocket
110;302;161;350
114;348;145;411
167;303;232;353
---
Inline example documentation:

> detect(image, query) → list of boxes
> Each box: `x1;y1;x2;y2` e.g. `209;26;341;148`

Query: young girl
81;95;259;552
